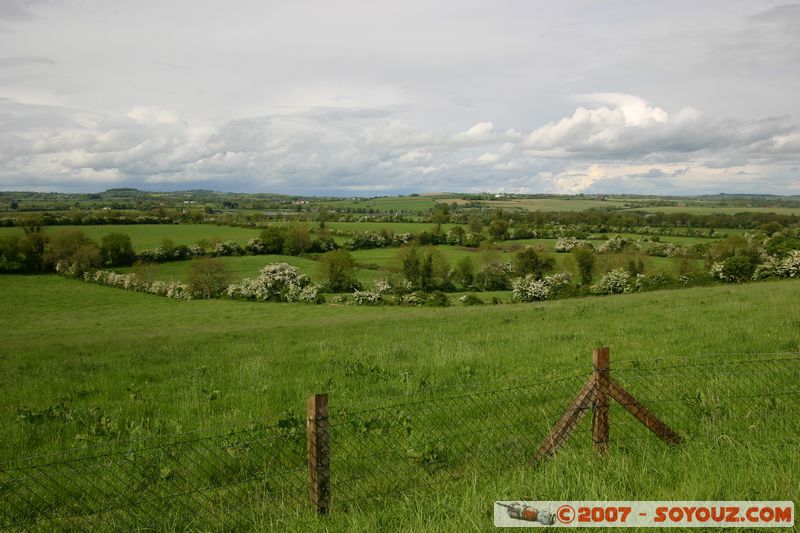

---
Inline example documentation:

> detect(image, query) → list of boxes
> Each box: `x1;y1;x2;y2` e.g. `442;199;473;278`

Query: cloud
126;106;181;126
1;91;799;195
0;55;55;68
522;93;798;164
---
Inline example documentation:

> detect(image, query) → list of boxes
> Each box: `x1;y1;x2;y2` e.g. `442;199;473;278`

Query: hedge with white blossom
226;263;320;303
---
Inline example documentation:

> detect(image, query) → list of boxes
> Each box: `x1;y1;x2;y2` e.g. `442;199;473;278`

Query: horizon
3;187;800;200
1;1;799;195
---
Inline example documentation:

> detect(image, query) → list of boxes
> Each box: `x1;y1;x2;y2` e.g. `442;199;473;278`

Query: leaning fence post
307;393;330;515
592;347;610;454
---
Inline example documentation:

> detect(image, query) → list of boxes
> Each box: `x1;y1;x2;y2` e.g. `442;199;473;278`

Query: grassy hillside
2;275;798;457
2;275;798;530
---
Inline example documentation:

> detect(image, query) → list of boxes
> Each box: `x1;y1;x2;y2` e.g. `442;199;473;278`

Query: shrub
572;245;595;285
554;236;586;253
632;272;673;292
459;294;484;306
511;272;572;302
78;268;188;299
591;268;632;294
710;255;758;282
100;233;136;266
598;236;636;254
402;292;425;306
259;226;287;254
137;247;170;263
318;249;358;292
212;241;244;257
0;236;25;272
46;229;101;273
513;247;554;278
475;254;514;290
352;290;382;305
780;250;800;277
647;242;680;257
226;263;320;303
186;257;232;298
246;238;267;254
424;291;450;307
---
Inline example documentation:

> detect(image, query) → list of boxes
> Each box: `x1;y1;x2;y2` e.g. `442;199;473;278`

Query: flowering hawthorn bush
631;272;671;291
554;237;586;253
781;250;800;277
212;241;244;257
598;236;636;254
66;267;189;299
591;268;632;294
647;242;680;257
751;250;800;280
374;279;392;296
246;238;267;254
226;263;320;303
352;290;382;305
511;272;572;302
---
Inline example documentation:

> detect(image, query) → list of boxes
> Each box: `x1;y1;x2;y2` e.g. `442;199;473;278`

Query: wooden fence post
592;347;610;454
307;393;330;515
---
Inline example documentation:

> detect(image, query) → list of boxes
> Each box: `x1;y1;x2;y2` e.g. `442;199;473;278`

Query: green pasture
628;205;800;216
116;255;385;287
1;275;799;529
436;197;636;212
2;274;799;462
0;224;263;252
310;221;461;234
311;196;441;213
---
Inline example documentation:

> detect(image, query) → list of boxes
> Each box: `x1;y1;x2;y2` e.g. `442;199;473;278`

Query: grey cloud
0;0;48;19
0;1;799;194
0;56;54;68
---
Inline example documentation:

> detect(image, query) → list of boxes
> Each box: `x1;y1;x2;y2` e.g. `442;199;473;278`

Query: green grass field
115;255;386;287
436;197;634;212
1;275;798;529
312;196;441;213
0;224;263;252
625;205;800;216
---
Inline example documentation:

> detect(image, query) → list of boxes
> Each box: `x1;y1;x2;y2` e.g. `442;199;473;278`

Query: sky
0;0;799;196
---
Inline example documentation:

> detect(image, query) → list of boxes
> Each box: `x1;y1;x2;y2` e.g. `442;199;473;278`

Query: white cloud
126;106;181;126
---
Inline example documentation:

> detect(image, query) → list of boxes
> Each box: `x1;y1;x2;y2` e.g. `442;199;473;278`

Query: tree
398;244;450;291
513;247;554;279
430;206;450;232
186;257;231;298
19;231;48;272
488;218;509;240
0;236;24;271
101;233;136;266
318;249;358;292
283;226;312;255
259;226;287;254
453;256;475;289
46;229;101;271
572;245;595;285
468;217;483;234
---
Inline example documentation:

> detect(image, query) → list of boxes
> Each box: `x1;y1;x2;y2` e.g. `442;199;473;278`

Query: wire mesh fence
1;351;798;530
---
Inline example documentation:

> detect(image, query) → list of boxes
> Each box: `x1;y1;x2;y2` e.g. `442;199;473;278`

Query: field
437;197;634;211
0;224;263;252
312;196;441;213
0;222;463;251
115;255;386;286
628;205;800;216
1;274;799;529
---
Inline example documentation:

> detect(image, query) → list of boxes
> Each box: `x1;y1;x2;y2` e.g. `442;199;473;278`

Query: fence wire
1;353;798;530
